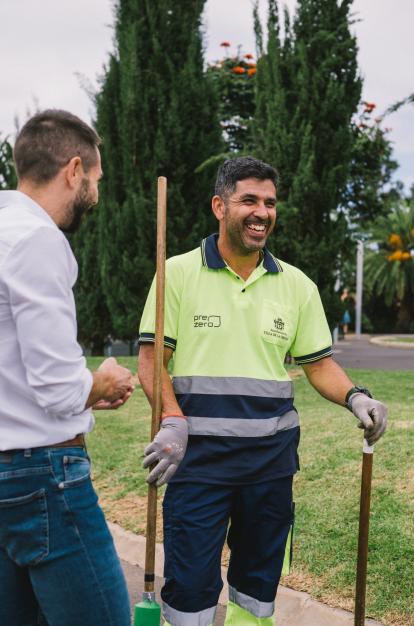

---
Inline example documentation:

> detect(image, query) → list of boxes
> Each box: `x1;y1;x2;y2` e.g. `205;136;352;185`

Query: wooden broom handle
354;439;374;625
144;176;167;594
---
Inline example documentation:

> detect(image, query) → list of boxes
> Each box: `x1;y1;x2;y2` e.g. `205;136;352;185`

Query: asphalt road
332;335;414;370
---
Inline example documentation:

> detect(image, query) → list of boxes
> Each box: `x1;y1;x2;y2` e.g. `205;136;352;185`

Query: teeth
247;224;266;232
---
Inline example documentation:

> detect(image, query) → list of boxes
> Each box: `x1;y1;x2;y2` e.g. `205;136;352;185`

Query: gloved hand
349;394;388;446
143;416;188;486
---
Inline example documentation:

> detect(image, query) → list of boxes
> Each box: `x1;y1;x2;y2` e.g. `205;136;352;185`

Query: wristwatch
345;386;372;411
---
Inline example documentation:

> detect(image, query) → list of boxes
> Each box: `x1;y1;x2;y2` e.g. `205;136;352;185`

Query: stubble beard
61;178;94;234
225;211;272;256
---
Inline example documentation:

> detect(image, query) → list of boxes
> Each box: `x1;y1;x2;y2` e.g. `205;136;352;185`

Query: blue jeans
0;446;131;626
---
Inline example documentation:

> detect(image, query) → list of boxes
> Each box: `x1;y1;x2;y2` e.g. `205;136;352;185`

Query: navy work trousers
161;476;293;618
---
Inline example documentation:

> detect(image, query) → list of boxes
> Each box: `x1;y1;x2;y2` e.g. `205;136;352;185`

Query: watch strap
345;386;372;411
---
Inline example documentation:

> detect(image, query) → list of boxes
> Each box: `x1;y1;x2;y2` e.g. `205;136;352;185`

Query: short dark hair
214;156;279;199
14;109;101;184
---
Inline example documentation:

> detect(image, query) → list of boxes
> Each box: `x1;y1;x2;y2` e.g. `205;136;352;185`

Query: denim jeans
0;446;131;626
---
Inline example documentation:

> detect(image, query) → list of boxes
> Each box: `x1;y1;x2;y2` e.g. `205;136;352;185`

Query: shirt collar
0;190;58;229
200;234;283;273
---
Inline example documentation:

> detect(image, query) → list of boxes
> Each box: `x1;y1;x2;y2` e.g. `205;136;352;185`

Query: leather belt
48;434;85;449
2;434;86;454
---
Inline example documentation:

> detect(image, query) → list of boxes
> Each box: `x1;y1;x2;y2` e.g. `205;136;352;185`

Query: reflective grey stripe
162;601;215;626
173;376;293;398
229;585;274;618
187;410;299;438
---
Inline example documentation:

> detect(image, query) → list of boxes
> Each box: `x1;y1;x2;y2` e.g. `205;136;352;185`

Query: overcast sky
1;0;413;189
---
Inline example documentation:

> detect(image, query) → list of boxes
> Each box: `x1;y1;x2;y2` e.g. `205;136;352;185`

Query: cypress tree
0;137;17;189
254;0;362;326
69;55;120;354
95;0;222;340
71;211;114;356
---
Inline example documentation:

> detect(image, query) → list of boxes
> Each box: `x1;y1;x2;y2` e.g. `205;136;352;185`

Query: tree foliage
253;0;362;327
343;103;399;224
365;197;414;331
93;0;222;340
207;43;257;153
0;137;17;190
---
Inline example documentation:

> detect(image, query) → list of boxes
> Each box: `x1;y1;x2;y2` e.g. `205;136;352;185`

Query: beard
224;211;274;255
61;178;95;234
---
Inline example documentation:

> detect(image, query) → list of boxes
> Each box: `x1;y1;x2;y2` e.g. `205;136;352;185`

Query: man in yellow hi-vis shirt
138;156;387;626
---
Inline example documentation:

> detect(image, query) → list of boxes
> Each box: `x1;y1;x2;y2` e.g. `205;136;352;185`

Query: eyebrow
238;193;276;203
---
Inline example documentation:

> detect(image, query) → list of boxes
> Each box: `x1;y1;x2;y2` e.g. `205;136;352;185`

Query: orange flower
387;250;404;262
401;251;411;261
244;53;254;59
232;66;245;74
389;233;403;248
220;41;231;47
363;101;376;113
247;68;257;76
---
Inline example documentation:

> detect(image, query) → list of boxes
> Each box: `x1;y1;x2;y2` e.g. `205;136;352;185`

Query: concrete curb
370;335;414;349
109;522;384;626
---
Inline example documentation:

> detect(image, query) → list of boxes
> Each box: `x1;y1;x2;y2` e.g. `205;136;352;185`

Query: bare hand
92;391;133;411
97;357;134;403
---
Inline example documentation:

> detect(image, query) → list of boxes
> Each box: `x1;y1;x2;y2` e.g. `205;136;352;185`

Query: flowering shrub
207;42;257;152
389;233;403;248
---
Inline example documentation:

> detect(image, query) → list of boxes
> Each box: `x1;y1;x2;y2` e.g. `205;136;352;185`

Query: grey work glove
143;416;188;486
349;394;388;446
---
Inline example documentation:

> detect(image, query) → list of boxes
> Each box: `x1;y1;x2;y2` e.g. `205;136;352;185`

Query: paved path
332;335;414;370
111;524;383;626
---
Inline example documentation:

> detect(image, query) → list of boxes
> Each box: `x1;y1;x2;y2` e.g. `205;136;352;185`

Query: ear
212;195;225;222
64;156;83;189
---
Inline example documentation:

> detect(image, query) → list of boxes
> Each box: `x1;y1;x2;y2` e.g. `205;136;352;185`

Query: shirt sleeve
138;258;183;351
289;283;333;365
4;226;92;417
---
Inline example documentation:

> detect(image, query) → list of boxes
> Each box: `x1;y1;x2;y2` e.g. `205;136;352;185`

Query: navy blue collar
200;234;282;273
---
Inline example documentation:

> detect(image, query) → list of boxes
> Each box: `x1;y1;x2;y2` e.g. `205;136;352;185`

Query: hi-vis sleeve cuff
294;346;333;365
138;332;177;351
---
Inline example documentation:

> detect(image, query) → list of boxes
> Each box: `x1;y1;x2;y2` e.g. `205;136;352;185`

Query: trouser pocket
0;488;49;566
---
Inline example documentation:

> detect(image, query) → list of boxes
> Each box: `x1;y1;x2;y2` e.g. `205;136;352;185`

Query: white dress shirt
0;191;94;450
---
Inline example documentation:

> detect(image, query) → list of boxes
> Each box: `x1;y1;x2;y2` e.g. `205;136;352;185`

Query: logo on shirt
263;316;289;342
274;317;285;331
194;315;221;328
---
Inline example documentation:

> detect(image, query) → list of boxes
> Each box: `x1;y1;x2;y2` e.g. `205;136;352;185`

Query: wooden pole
144;176;167;595
354;439;374;625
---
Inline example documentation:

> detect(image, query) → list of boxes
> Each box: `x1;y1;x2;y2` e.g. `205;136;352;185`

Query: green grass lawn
386;336;414;343
86;357;414;626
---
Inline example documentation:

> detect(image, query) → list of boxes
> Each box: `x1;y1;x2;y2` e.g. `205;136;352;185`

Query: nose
254;202;271;219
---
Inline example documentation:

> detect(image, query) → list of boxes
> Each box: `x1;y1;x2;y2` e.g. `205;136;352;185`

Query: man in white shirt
0;110;133;626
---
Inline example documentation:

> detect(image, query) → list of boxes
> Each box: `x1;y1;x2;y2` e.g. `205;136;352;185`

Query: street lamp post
355;240;364;337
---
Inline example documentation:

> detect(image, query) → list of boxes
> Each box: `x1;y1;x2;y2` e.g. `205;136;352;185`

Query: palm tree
365;198;414;331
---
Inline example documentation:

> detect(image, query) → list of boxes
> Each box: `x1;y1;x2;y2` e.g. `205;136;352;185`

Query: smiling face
214;177;277;255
